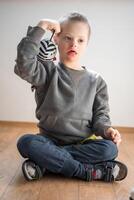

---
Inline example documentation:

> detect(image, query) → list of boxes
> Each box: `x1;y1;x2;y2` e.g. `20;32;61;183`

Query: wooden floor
0;122;134;200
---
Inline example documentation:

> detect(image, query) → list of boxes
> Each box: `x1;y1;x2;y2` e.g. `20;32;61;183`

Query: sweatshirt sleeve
92;75;111;138
14;26;55;86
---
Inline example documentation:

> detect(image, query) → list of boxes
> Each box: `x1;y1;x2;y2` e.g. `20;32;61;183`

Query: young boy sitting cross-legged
15;12;127;182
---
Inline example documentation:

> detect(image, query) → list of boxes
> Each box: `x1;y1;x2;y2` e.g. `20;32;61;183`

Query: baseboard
0;120;133;134
113;126;134;134
0;120;37;128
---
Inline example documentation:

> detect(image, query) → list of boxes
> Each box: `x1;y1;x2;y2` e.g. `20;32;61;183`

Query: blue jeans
17;134;118;180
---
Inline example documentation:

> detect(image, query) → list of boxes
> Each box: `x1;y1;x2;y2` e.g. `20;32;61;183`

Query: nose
71;39;77;47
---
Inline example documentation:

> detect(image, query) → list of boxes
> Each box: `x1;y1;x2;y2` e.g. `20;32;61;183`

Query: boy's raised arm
14;20;60;86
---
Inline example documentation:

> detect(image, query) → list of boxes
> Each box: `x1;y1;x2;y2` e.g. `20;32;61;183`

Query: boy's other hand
37;19;61;33
105;127;122;146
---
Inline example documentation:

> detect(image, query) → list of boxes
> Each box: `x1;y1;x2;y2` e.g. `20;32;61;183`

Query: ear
53;33;59;45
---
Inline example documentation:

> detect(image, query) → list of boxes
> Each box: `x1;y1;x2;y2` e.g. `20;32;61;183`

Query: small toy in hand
130;188;134;200
37;29;57;61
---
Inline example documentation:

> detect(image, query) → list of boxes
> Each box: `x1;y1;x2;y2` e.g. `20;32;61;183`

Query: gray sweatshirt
14;26;111;145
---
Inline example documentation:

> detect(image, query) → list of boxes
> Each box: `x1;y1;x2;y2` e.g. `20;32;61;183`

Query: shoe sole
22;160;43;181
111;160;128;181
93;160;128;182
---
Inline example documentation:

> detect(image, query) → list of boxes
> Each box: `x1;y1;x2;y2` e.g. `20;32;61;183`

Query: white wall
0;0;134;127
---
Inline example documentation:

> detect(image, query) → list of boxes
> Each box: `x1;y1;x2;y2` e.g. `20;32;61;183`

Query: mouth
67;49;77;56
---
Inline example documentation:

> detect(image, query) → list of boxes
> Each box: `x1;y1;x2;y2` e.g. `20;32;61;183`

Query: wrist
37;21;48;31
104;126;113;139
106;127;114;132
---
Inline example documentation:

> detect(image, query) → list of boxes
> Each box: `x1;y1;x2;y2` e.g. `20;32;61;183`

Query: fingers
47;21;60;33
106;127;122;146
111;129;122;146
37;19;61;33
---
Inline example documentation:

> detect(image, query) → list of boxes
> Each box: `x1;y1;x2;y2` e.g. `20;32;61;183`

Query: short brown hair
59;12;91;38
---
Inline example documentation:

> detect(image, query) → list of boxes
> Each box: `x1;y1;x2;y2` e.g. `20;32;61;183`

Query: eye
78;39;84;43
64;36;72;41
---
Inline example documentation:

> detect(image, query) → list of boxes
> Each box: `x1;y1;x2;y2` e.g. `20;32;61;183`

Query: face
55;21;89;64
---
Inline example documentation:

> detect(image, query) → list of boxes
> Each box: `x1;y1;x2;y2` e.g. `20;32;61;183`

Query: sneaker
84;160;128;182
22;159;45;181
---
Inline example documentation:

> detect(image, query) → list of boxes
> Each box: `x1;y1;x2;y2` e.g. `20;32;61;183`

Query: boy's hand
37;19;61;33
105;127;122;146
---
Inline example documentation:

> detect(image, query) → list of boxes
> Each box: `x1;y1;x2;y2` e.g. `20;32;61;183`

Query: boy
15;12;127;182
